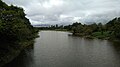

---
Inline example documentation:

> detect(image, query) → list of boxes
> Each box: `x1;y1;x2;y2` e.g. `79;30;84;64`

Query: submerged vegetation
0;0;38;66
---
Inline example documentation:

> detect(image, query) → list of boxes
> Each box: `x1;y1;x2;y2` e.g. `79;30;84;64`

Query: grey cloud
2;0;120;25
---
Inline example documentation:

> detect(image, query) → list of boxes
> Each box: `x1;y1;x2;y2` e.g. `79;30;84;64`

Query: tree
0;0;37;43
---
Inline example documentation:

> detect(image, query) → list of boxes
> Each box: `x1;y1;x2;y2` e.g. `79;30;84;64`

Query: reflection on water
3;45;34;67
3;31;120;67
111;41;120;57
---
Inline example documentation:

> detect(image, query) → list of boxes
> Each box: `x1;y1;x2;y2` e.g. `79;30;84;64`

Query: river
4;31;120;67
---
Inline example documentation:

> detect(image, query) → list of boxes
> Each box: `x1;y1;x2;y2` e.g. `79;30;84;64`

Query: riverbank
0;38;37;67
0;1;40;66
72;32;120;42
0;30;39;67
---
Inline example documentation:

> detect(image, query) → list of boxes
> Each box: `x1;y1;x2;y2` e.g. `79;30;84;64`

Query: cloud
2;0;120;25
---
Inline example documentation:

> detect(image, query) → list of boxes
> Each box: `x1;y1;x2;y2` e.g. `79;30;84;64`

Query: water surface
4;31;120;67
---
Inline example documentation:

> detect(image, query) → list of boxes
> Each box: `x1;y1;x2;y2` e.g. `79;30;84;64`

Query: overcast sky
2;0;120;25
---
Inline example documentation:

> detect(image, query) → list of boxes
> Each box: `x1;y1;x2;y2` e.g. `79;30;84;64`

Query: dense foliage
66;17;120;39
0;0;38;66
0;0;38;43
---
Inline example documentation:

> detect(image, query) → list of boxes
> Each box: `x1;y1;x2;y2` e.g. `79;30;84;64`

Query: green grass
92;31;111;39
55;29;68;31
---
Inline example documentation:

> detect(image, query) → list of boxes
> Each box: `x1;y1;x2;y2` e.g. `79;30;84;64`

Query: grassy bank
72;31;112;40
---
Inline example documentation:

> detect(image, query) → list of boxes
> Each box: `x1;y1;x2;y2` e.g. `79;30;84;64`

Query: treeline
38;17;120;40
37;25;66;31
0;0;38;66
65;17;120;39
